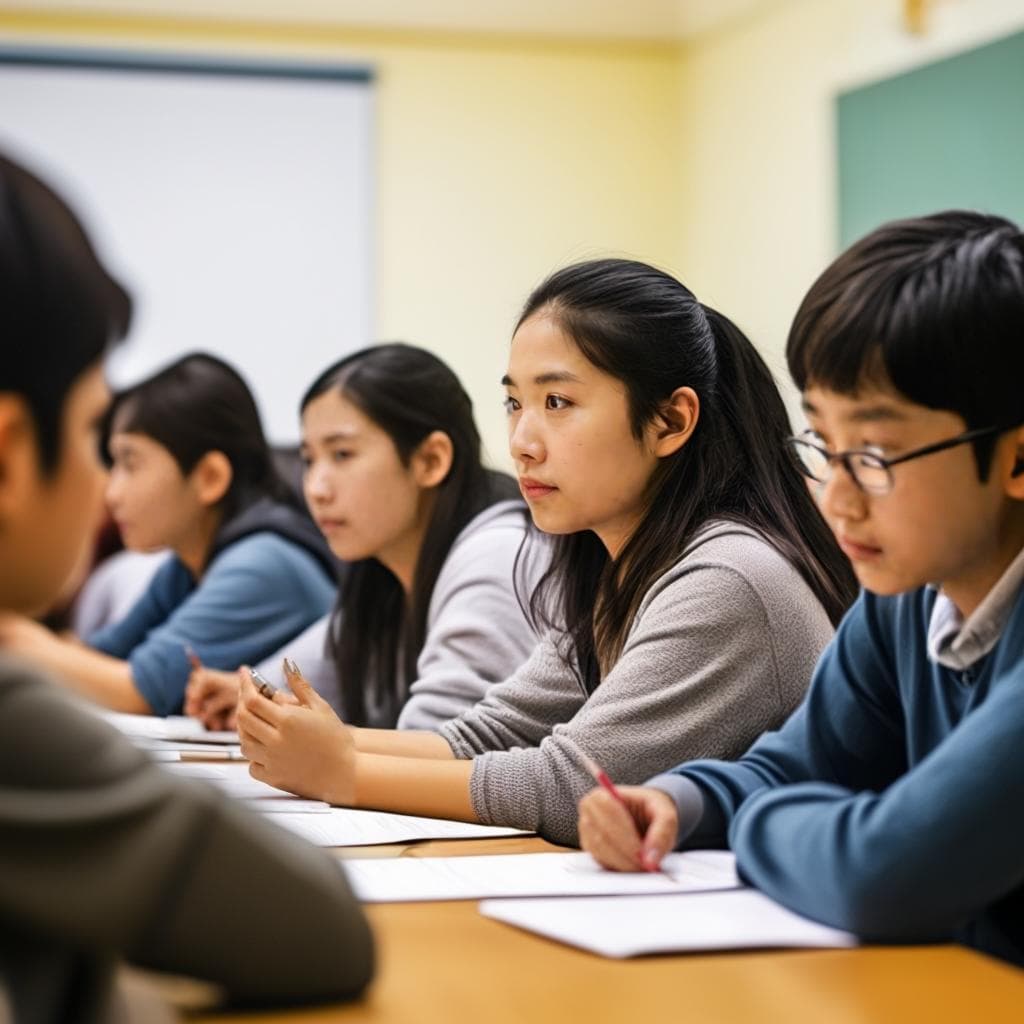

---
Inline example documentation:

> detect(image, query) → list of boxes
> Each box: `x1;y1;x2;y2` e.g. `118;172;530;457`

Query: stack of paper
479;887;858;957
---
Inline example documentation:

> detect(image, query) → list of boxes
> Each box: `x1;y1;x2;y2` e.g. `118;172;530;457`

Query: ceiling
5;0;781;42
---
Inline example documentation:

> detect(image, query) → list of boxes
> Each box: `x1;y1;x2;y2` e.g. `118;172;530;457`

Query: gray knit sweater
438;522;835;847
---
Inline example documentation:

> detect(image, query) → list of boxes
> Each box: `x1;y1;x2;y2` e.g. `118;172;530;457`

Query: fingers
282;658;325;710
578;789;645;872
184;668;241;727
638;791;681;872
238;668;285;727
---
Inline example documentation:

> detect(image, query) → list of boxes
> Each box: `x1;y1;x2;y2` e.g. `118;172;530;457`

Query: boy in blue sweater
578;211;1024;966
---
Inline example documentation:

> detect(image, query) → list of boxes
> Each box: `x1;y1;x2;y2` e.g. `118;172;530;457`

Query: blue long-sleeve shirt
89;532;334;716
650;587;1024;966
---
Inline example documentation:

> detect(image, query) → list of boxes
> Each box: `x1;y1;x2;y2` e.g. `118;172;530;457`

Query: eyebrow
303;430;361;446
801;399;908;424
501;371;584;387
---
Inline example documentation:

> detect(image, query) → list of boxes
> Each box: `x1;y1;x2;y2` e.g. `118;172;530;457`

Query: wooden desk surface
183;837;1024;1024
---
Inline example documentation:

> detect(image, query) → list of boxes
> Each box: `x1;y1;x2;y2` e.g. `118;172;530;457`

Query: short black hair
0;152;131;473
787;210;1024;478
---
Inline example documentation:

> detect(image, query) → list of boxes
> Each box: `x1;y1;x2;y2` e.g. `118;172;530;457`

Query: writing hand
578;784;679;872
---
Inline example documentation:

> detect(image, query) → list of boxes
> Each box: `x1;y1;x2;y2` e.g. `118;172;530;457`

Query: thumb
639;797;679;872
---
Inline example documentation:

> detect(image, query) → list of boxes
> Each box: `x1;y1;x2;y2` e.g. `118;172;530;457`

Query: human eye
545;394;572;411
503;394;520;415
330;448;353;463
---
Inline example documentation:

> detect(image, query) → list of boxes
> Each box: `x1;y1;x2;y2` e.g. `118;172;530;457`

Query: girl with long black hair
187;343;539;730
236;259;857;846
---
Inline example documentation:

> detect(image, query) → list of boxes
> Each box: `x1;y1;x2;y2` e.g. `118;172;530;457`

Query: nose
104;469;122;511
818;461;867;523
508;408;545;465
303;458;334;505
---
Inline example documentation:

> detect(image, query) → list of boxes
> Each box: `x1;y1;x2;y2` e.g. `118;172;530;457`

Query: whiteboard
0;48;374;443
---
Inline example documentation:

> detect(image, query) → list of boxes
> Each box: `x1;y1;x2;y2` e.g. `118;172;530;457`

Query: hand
0;613;60;658
185;667;243;731
578;785;680;872
236;665;356;805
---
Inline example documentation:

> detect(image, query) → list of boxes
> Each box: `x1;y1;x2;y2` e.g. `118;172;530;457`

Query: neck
175;507;225;579
377;495;435;597
942;509;1024;618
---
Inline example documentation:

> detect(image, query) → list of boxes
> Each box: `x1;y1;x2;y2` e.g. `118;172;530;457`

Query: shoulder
636;523;828;632
207;531;326;579
0;656;148;784
439;502;531;578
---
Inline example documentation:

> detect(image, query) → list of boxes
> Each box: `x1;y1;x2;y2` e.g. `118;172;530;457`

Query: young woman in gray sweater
235;259;858;846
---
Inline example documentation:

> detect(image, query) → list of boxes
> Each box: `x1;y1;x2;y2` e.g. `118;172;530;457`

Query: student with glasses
579;211;1024;968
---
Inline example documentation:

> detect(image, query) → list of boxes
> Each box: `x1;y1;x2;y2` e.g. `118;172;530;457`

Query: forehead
802;383;921;425
506;315;592;379
301;388;376;439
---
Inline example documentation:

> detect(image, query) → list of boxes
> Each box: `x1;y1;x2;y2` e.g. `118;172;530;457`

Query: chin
853;567;923;598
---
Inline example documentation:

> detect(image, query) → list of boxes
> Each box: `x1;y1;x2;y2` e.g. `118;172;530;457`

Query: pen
248;666;277;701
581;754;628;808
184;643;202;672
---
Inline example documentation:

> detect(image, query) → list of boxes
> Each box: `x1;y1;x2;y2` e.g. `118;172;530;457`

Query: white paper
162;761;298;799
98;710;238;744
479;887;858;958
346;850;740;903
269;808;530;848
243;798;330;814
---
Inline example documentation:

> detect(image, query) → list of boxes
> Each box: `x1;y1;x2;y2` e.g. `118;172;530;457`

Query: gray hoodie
258;500;542;730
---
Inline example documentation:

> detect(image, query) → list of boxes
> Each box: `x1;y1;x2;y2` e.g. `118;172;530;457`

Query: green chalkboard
837;29;1024;247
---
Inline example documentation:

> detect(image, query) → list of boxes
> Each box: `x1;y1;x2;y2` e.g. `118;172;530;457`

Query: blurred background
1;0;1022;466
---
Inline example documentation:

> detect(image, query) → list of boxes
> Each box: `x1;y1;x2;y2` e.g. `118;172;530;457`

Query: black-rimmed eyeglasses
786;424;1012;496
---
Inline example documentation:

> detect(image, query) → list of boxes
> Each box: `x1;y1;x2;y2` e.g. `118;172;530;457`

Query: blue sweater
89;531;334;716
655;586;1024;965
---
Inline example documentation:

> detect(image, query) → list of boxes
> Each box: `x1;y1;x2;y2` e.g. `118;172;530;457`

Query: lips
315;518;348;533
519;477;557;500
839;535;883;561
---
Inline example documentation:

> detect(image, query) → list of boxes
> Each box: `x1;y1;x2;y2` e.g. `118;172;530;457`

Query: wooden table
176;837;1024;1024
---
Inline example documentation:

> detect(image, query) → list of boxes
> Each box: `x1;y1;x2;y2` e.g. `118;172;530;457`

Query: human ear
411;430;454;489
1004;426;1024;500
649;387;700;458
191;450;234;508
0;396;37;530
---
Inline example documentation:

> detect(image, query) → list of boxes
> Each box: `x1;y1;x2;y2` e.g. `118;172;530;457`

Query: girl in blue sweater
0;353;336;715
579;211;1024;966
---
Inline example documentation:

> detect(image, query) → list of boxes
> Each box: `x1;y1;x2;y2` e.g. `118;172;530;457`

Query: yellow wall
677;0;1024;421
4;1;1024;449
0;9;683;468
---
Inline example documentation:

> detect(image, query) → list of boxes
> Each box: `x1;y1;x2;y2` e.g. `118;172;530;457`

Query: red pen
581;753;627;808
184;643;202;672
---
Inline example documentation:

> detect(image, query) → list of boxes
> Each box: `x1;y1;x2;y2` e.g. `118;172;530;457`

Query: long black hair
105;351;293;521
303;343;519;727
516;258;857;693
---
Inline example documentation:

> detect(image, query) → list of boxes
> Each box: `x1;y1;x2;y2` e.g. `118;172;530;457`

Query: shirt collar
927;544;1024;671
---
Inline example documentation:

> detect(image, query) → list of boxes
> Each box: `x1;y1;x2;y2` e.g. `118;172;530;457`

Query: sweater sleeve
713;603;1024;946
397;517;537;731
123;534;335;717
650;591;907;847
442;545;830;847
0;662;373;1006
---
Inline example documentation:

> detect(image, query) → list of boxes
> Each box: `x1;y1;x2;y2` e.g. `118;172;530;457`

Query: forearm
351;726;455;759
352;752;477;821
28;638;150;714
